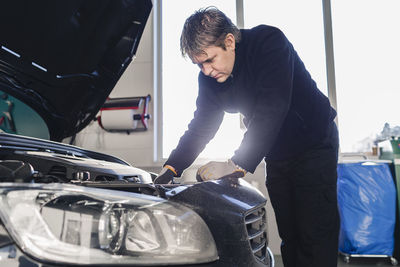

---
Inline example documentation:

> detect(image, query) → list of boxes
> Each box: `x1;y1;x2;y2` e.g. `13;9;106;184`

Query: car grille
245;206;268;264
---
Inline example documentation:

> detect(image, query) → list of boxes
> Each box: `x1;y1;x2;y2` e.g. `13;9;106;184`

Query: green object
391;140;400;156
0;91;49;140
390;139;400;227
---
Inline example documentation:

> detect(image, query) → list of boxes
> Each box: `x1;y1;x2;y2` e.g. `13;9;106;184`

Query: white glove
196;159;247;182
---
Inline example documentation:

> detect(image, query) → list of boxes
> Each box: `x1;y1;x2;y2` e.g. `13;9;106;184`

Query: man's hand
196;159;247;182
154;165;177;184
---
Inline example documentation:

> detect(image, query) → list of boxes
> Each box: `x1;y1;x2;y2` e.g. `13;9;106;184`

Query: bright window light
331;0;400;152
162;0;243;159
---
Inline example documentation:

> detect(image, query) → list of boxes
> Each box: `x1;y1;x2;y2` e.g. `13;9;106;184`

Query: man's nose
201;63;213;76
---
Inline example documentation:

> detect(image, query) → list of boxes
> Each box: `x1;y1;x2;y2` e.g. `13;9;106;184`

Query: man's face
192;34;236;83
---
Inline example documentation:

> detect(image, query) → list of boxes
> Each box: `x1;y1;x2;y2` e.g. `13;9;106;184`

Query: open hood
0;0;152;141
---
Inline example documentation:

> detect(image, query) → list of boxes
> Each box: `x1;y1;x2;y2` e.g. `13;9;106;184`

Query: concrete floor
273;255;397;266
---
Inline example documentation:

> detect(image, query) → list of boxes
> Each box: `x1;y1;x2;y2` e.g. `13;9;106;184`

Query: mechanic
155;7;339;267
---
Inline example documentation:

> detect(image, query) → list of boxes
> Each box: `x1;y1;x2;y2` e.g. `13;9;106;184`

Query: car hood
0;0;152;141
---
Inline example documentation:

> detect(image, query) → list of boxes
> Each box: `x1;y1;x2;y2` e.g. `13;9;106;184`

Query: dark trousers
266;122;340;267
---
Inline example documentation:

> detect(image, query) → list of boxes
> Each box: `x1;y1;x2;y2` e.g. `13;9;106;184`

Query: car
0;1;274;266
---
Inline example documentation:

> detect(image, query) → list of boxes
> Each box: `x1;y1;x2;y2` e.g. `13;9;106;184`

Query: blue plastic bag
337;162;396;255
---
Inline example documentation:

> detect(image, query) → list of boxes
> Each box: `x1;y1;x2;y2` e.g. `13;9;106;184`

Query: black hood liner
0;0;152;141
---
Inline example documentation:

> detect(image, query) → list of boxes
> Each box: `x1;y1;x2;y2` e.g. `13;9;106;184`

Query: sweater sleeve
231;28;294;173
165;75;224;176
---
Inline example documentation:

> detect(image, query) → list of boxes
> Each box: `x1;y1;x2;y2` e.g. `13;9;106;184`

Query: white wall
71;9;283;255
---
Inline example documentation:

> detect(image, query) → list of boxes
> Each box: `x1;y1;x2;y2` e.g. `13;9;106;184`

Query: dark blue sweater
166;25;336;175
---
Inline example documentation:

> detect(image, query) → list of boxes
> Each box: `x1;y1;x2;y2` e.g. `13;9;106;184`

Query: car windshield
0;90;49;139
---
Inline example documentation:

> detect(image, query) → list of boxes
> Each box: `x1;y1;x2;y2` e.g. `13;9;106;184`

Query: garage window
331;0;400;152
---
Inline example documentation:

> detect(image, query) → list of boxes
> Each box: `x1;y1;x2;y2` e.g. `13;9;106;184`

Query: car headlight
0;183;218;265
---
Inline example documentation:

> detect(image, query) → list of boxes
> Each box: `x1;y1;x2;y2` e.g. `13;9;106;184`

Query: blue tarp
337;162;396;255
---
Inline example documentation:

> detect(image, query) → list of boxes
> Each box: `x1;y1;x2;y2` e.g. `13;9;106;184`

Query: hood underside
0;0;152;141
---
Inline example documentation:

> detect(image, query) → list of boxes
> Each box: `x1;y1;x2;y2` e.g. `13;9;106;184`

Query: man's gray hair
180;6;241;59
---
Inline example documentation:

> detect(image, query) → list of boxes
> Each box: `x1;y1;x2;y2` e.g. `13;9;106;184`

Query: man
155;7;339;267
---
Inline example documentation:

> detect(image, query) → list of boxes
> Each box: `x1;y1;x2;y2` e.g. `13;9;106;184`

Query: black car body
0;1;273;266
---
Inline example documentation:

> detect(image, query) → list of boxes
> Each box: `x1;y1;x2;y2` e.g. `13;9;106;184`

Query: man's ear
224;33;236;51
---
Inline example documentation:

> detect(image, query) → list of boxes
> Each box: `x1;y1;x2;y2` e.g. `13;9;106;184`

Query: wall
71;9;283;255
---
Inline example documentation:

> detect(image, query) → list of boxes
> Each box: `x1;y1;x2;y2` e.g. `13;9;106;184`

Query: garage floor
273;255;396;266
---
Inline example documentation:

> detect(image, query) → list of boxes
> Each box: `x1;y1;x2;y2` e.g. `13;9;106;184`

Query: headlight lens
0;184;218;265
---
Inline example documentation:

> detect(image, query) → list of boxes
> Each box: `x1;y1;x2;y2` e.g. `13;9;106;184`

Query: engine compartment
0;149;160;196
